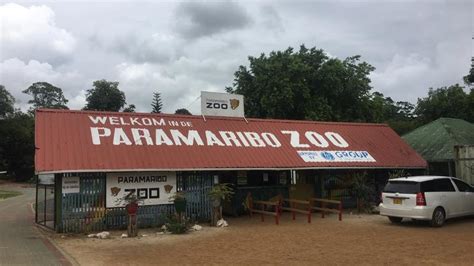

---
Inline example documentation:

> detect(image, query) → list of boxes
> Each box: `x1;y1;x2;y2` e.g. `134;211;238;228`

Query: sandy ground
53;213;474;266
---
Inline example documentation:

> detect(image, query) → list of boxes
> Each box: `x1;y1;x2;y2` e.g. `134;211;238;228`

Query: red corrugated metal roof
35;109;427;173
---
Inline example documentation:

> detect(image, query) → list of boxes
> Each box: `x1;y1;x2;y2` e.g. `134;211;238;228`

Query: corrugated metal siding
455;145;474;185
36;109;426;173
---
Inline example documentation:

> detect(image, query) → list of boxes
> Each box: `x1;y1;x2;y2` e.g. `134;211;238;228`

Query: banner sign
106;172;176;208
62;176;80;194
39;174;55;185
297;150;376;163
201;91;244;117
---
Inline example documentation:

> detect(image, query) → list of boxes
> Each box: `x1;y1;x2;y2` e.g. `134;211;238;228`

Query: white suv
379;176;474;227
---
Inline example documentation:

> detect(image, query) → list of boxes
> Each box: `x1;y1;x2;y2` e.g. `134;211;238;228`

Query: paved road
0;183;69;265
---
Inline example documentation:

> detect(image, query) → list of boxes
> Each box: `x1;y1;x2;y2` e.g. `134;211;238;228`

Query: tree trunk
211;206;220;226
127;214;138;237
211;199;222;226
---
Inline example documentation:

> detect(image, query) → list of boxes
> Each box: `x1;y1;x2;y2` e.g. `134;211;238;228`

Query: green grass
0;190;22;200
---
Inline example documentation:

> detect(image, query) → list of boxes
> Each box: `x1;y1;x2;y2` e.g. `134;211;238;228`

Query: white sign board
62;176;80;194
106;172;176;208
201;91;244;117
39;174;55;185
297;150;376;163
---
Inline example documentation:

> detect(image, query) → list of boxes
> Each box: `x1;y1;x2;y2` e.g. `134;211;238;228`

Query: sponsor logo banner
297;150;376;163
106;172;176;208
201;91;244;117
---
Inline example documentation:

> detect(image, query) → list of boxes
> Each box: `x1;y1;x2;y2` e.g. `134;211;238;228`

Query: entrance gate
36;175;56;230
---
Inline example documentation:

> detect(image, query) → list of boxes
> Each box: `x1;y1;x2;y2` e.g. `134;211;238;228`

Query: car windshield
383;181;420;194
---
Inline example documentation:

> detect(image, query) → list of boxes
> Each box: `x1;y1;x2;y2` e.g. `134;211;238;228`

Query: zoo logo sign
201;91;244;117
106;172;177;208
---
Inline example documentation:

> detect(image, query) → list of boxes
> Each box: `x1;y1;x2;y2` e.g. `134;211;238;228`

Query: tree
151;92;163;113
0;85;15;118
368;92;398;123
0;111;35;181
468;89;474;122
123;104;136;113
226;45;375;122
175;108;192;115
84;80;126;112
22;82;68;112
395;101;415;119
463;57;474;86
415;84;471;123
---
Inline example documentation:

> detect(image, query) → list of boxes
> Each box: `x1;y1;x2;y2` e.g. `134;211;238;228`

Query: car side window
431;179;456;192
453;179;472;192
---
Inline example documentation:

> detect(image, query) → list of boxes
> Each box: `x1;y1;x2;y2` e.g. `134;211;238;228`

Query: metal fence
59;172;212;233
36;184;55;229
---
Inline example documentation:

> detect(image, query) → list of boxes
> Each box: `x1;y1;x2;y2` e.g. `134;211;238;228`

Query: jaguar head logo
164;184;173;194
110;187;121;197
229;99;240;110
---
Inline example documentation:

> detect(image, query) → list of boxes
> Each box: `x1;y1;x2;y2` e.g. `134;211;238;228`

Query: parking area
53;212;474;265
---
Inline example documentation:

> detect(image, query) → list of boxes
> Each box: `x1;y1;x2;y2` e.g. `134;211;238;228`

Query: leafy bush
209;183;234;201
165;215;189;234
350;172;375;213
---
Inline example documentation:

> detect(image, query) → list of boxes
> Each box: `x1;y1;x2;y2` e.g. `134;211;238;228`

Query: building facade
35;109;427;232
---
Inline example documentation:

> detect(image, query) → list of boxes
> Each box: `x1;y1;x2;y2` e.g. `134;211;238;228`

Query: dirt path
54;213;474;265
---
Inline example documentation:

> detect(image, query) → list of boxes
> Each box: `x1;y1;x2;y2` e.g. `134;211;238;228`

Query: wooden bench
246;193;281;225
311;198;343;221
280;198;312;223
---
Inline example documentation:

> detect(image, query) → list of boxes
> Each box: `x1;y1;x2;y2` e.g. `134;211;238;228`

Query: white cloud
0;3;76;64
115;58;231;114
175;1;252;39
0;1;471;114
371;53;431;97
0;58;84;110
370;44;469;103
113;33;179;63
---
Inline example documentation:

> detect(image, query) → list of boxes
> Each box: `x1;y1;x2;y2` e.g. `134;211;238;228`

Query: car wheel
430;207;445;227
388;216;403;223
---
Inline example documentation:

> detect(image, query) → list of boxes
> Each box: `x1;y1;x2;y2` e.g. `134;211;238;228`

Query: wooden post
307;200;312;224
321;201;325;218
248;193;253;218
275;200;280;225
291;202;296;220
127;214;138;237
339;200;343;221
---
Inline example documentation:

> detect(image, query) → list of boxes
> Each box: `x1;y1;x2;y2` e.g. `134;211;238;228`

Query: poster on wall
106;172;176;208
62;176;80;194
237;171;247;185
39;174;55;185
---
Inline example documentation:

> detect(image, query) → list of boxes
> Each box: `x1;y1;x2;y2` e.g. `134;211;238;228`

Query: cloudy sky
0;0;472;114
